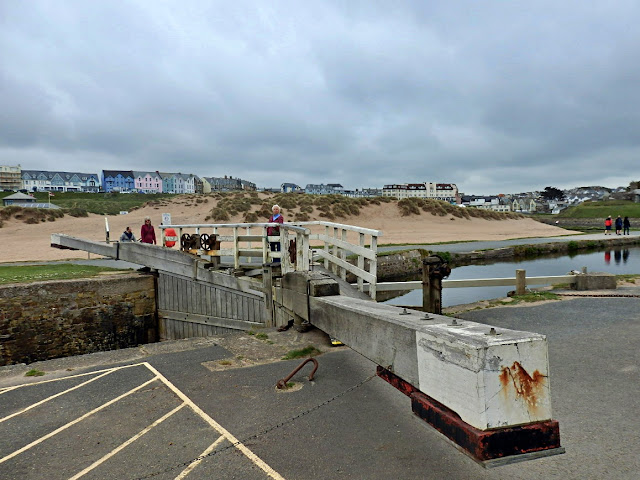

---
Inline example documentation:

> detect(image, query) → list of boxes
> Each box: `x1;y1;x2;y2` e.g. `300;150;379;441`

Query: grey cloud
1;0;639;193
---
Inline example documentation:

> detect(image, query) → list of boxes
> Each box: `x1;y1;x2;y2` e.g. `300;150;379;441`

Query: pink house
134;171;163;193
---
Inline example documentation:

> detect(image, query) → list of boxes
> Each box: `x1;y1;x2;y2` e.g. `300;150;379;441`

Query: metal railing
159;221;383;299
159;223;311;274
291;221;382;300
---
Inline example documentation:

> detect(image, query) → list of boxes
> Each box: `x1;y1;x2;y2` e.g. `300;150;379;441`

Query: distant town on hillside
1;165;639;214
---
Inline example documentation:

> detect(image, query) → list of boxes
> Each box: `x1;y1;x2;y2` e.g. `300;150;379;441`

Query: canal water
384;246;640;308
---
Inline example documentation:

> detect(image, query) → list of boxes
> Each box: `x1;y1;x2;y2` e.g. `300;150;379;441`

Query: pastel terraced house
134;171;163;193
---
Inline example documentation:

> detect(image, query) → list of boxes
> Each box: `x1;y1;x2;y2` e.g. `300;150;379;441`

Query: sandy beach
0;198;579;263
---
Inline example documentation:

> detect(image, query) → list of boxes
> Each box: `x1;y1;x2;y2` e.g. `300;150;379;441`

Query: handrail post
324;225;330;269
357;232;365;293
262;225;269;264
302;230;310;270
369;234;378;300
246;226;252;264
516;269;526;295
332;227;339;275
281;228;290;273
233;227;240;269
340;228;347;281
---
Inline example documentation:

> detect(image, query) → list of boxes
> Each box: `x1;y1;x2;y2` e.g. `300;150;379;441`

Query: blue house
102;170;135;192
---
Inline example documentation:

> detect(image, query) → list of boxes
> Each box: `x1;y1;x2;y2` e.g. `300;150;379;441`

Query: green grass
556;200;640;219
508;291;561;303
0;191;177;215
25;369;45;377
282;345;322;360
0;264;130;285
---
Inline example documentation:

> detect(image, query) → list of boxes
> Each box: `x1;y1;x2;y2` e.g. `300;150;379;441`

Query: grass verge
0;264;130;285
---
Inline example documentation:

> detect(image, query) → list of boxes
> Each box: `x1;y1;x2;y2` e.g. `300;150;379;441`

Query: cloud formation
2;1;639;194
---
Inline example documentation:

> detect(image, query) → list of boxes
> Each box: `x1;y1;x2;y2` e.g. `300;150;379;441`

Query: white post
301;231;310;271
357;232;365;292
281;228;290;273
332;227;339;275
369;234;378;300
233;227;240;269
324;225;330;269
262;225;269;264
246;226;252;264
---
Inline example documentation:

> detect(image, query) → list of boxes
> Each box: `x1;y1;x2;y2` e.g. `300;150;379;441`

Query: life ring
164;227;177;247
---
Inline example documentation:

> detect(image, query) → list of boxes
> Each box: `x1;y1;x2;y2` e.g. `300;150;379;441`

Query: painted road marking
0;369;116;424
68;403;187;480
0;363;141;391
174;435;226;480
0;376;159;465
0;362;286;479
143;362;286;480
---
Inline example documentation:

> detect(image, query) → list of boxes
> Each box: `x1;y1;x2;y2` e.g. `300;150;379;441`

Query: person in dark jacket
267;205;284;263
119;226;136;242
615;215;623;235
623;216;631;235
140;217;156;244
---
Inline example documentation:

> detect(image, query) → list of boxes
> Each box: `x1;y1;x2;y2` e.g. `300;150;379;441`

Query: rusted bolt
422;313;431;320
450;319;458;326
486;327;502;336
399;308;411;315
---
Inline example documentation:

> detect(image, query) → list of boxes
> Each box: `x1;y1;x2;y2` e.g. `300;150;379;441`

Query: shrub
65;207;88;217
244;212;258;223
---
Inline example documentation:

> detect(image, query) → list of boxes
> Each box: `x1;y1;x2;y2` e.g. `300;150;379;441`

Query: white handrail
160;221;382;299
292;220;381;299
358;275;577;292
159;223;312;274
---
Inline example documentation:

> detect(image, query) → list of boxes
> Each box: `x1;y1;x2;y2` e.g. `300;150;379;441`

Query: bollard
422;255;451;314
516;269;526;295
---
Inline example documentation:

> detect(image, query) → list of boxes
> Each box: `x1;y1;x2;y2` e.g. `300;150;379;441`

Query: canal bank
374;232;640;280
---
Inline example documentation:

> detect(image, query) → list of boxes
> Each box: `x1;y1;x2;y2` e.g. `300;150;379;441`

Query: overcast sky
2;1;639;194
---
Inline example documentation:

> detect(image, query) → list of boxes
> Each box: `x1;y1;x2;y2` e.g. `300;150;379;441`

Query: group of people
119;216;157;244
604;215;631;235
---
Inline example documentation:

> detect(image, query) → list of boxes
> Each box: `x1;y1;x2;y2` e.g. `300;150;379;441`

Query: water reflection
605;248;630;265
384;246;640;308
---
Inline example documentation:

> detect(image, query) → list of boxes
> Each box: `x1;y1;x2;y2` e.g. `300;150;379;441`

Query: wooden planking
157;271;264;339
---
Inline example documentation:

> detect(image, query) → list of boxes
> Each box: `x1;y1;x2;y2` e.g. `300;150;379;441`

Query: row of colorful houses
14;167;256;194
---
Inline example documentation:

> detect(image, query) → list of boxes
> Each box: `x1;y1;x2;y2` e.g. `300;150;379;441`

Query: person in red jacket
140;217;156;244
604;216;613;235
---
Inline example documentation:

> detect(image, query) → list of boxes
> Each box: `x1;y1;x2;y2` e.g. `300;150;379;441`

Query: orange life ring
164;227;177;247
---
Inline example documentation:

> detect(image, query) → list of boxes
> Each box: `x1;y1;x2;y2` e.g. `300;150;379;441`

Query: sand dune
0;196;579;263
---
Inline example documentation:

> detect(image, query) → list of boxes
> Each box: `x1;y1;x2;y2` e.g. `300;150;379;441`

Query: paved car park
1;293;640;479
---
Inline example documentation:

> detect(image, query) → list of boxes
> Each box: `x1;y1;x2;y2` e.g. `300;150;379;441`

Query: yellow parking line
174;435;226;479
0;377;159;465
0;369;116;424
0;386;20;395
143;362;286;480
68;403;187;480
0;363;144;391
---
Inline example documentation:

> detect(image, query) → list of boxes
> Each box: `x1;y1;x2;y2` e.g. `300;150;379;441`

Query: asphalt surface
2;287;640;479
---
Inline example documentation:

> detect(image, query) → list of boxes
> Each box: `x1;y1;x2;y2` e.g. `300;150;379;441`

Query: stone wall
0;273;156;366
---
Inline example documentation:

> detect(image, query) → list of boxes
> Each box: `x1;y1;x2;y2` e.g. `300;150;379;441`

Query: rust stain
499;361;546;412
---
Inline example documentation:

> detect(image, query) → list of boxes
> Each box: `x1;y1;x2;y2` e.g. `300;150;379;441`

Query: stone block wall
0;273;156;366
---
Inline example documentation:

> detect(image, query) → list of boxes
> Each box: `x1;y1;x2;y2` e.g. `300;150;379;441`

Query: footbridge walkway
51;221;564;465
